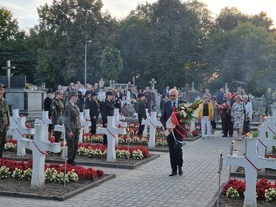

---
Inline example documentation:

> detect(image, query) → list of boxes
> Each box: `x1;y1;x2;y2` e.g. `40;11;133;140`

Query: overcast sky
1;0;276;29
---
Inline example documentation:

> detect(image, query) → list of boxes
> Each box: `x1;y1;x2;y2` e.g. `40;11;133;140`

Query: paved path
1;131;246;207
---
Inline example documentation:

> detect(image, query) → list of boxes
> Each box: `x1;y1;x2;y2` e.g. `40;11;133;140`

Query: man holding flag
160;88;186;176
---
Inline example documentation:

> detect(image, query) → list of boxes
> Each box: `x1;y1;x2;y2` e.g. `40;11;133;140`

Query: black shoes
179;168;183;176
169;171;177;176
222;135;227;137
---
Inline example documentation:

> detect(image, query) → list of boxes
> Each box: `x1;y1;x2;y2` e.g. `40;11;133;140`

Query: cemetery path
1;132;248;207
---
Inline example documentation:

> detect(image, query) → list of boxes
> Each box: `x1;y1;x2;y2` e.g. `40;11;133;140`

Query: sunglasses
170;95;176;97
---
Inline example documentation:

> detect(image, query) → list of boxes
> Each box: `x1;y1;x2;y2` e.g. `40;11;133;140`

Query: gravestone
225;138;276;207
114;108;127;145
8;109;35;156
142;112;163;147
97;116;126;162
258;121;276;155
79;111;91;143
20;124;61;189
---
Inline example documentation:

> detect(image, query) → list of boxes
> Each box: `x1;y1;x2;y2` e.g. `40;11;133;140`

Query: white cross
149;78;157;91
34;111;52;142
114;109;127;145
97;116;126;162
9;109;35;156
79;111;91;142
225;138;276;207
257;120;276;156
141;112;162;147
20;124;61;189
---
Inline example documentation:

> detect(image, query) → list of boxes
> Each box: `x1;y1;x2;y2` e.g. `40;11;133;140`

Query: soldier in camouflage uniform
50;91;64;142
0;84;10;158
64;91;81;166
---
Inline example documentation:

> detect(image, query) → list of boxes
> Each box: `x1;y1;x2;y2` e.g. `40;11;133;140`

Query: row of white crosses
225;116;276;207
8;109;61;189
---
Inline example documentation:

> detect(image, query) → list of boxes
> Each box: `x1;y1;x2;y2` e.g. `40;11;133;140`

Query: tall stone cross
9;109;35;156
114;108;127;145
225;138;276;207
20;124;61;189
257;121;276;155
142;112;163;147
1;60;15;89
79;111;91;142
149;78;157;91
97;116;126;162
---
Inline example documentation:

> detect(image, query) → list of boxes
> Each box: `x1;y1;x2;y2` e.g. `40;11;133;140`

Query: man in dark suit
160;89;185;176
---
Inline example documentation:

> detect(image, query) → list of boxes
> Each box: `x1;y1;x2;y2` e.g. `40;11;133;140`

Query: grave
20;124;61;189
225;138;276;207
8;109;35;156
257;121;276;155
141;112;163;147
114;108;127;145
97;116;126;162
79;111;91;143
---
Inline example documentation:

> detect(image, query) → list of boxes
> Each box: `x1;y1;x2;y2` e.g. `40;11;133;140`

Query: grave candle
230;140;235;155
219;150;223;170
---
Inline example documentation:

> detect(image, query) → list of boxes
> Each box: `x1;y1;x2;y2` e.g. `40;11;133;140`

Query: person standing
198;95;214;139
97;87;106;117
64;91;81;166
50;91;64;142
160;89;185;176
210;97;219;136
220;92;234;137
0;84;10;158
89;92;100;135
216;88;225;104
265;88;273;116
114;87;123;112
144;86;152;114
44;89;53;132
137;93;147;137
243;95;253;135
231;95;245;141
102;91;115;145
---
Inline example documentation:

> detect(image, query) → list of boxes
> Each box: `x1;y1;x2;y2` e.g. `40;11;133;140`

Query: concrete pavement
0;131;246;207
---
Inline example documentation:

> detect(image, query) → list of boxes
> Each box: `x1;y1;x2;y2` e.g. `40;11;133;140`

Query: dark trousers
103;121;108;145
138;116;145;136
265;103;271;116
66;129;80;161
0;129;7;157
243;120;250;134
166;133;183;172
221;116;233;136
91;116;97;135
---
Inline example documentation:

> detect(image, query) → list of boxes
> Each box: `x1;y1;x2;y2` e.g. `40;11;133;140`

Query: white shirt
97;91;106;102
244;101;253;120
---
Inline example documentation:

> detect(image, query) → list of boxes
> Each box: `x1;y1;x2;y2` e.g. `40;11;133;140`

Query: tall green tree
100;46;123;81
34;0;117;87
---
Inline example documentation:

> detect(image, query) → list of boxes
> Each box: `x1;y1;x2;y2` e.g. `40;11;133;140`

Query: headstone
8;109;35;156
142;111;150;137
141;112;162;147
258;121;276;155
114;109;127;145
79;111;91;142
34;111;52;142
149;78;157;91
20;124;61;189
225;138;276;207
97;116;126;162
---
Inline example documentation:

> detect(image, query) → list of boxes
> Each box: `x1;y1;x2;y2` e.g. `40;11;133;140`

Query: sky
1;0;276;29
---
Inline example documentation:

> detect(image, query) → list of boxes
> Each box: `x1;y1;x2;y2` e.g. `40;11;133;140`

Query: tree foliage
100;46;123;81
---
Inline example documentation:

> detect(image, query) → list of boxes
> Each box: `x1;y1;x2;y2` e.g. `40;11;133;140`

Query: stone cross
142;112;162;147
114;108;127;145
97;116;126;162
79;111;91;143
257;121;276;155
41;111;52;125
20;124;61;189
225;138;276;207
149;78;157;91
1;60;15;89
8;109;35;156
34;111;52;141
7;109;20;137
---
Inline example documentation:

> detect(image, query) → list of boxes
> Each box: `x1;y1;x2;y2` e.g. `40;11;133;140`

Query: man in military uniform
137;93;147;137
102;91;115;145
0;84;10;158
50;91;64;142
64;91;81;166
89;92;100;135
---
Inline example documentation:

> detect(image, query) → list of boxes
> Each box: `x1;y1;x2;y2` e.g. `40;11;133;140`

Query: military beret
69;91;78;97
47;89;52;94
55;90;61;95
0;84;6;88
106;91;114;96
91;92;98;96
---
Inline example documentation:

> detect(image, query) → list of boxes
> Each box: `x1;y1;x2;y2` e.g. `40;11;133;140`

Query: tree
34;0;117;87
100;46;123;81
